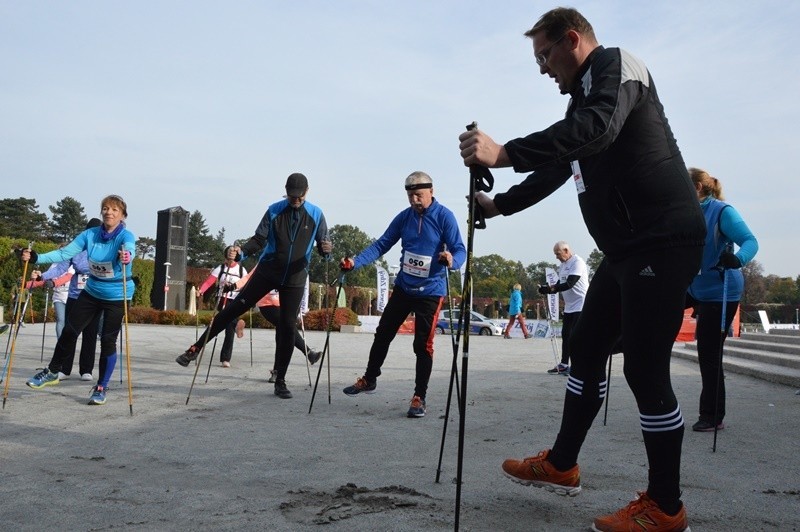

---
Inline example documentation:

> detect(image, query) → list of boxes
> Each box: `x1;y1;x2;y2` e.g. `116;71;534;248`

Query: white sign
545;267;559;322
376;265;390;313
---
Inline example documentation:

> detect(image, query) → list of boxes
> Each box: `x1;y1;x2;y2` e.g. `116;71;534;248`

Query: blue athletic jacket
244;200;329;287
688;197;758;302
35;225;136;301
352;198;466;297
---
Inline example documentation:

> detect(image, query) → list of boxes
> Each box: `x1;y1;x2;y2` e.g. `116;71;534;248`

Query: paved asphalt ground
1;323;798;531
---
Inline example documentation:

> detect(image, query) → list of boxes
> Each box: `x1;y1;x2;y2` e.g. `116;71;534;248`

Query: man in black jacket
458;7;704;532
176;173;332;400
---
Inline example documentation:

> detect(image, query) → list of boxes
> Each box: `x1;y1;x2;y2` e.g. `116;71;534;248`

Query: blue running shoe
88;385;107;405
407;395;426;418
343;376;376;396
26;368;59;389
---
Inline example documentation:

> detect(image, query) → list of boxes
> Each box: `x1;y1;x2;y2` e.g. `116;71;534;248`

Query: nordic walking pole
436;244;465;483
120;245;134;415
249;306;253;367
205;261;235;383
119;324;124;384
603;354;612;426
40;286;50;362
454;122;494;530
3;242;33;409
186;286;223;405
308;273;344;414
299;312;312;387
204;336;219;383
712;264;730;453
3;291;16;358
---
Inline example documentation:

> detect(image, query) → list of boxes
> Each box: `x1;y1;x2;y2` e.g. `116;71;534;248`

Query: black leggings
60;296;101;376
193;266;304;381
363;287;443;399
560;311;580;365
686;296;738;424
216;297;238;363
550;246;702;507
48;291;124;385
258;305;310;369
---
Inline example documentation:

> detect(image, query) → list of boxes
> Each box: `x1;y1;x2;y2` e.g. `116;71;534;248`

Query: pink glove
120;250;132;264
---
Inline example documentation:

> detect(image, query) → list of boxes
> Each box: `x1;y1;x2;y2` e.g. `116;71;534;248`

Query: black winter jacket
495;46;705;259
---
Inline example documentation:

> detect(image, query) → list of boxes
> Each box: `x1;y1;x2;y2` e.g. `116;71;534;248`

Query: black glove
715;251;742;270
221;282;237;293
538;284;552;295
44;279;55;289
14;248;38;263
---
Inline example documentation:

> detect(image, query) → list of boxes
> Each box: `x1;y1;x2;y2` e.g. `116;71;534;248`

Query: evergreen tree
0;197;50;241
586;248;604;279
187;210;222;268
136;236;157;260
308;224;386;287
49;196;88;241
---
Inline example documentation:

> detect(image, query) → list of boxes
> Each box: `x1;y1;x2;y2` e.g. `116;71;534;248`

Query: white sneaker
57;372;70;380
80;373;93;381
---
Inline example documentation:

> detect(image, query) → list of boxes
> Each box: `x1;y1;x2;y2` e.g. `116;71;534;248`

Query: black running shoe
692;419;724;432
176;346;199;367
274;379;292;399
307;349;322;365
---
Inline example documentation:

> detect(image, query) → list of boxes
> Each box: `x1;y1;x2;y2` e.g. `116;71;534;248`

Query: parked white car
436;309;504;336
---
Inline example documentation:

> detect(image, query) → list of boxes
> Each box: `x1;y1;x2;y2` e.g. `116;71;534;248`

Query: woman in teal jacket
23;195;135;406
504;283;531;339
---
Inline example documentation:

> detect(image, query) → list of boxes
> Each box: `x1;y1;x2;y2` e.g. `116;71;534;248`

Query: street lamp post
163;262;172;311
368;290;372;316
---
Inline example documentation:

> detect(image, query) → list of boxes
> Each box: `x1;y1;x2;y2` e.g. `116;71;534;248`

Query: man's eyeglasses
535;33;567;66
286;194;305;202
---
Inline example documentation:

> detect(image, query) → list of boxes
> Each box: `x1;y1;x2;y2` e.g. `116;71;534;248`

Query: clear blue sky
2;1;798;277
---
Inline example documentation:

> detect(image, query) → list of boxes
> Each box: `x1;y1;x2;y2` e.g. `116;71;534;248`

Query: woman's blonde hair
689;167;724;200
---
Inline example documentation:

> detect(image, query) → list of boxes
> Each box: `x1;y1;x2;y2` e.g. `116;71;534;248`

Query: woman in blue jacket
504;283;531;339
686;168;758;432
23;195;135;406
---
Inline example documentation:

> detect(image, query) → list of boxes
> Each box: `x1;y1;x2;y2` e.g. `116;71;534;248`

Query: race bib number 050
402;251;432;278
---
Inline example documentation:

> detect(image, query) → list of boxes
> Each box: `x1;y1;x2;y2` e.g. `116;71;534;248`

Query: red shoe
592;492;690;532
501;449;581;496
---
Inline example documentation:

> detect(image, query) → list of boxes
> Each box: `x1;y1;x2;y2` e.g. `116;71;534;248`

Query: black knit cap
285;173;309;196
86;218;102;229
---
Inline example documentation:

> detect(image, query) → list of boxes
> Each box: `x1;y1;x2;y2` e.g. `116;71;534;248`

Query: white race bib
89;260;115;279
402;251;432;278
77;274;89;289
571;160;586;194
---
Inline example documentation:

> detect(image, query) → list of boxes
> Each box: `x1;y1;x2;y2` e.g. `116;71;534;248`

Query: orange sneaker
501;449;581;496
592;492;690;532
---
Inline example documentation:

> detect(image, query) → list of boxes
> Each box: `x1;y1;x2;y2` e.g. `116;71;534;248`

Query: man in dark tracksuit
457;7;705;532
176;173;332;399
